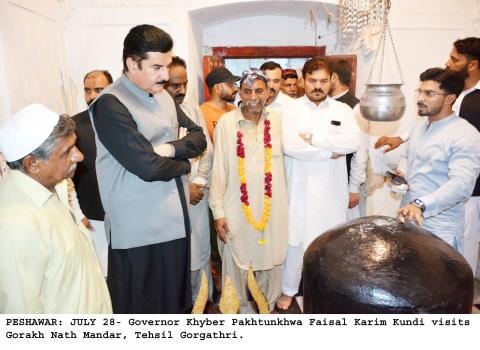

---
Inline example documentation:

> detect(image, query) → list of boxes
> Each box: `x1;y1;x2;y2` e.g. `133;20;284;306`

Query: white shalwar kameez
281;96;361;296
181;102;214;302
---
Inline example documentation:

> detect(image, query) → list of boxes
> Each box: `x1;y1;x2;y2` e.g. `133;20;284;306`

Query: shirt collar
426;113;458;129
331;90;349;100
301;95;333;109
119;73;157;102
235;108;270;126
8;170;55;207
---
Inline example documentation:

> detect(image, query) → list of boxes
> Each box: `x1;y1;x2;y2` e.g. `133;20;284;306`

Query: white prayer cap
0;103;59;162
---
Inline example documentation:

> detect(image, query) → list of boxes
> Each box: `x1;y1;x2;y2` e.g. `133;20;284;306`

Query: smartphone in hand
386;171;408;185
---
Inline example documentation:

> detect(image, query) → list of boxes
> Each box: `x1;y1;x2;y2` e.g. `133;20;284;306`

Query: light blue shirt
398;114;480;248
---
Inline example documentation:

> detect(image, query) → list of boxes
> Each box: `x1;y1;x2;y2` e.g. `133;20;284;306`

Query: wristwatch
411;198;426;212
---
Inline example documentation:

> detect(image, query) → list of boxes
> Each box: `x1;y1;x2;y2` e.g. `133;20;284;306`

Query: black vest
459;89;480;196
336;91;360;181
72;110;105;220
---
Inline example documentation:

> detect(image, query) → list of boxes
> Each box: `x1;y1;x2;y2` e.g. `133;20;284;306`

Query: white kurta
209;109;289;271
282;96;361;250
180;102;214;271
267;91;295;116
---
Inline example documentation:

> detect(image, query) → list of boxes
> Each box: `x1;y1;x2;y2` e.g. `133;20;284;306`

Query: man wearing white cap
0;103;112;313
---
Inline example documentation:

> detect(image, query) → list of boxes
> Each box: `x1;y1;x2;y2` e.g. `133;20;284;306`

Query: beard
307;88;327;102
457;65;469;80
222;91;236;103
417;103;442;116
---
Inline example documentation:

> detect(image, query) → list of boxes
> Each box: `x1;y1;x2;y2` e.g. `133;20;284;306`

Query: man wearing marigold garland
209;68;289;313
277;57;361;310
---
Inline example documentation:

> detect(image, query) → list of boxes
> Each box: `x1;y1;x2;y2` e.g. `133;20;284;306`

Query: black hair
453;37;480;62
170;56;187;69
329;60;352;85
122;24;173;71
419;67;465;97
302;57;331;78
260;61;282;72
83;70;113;84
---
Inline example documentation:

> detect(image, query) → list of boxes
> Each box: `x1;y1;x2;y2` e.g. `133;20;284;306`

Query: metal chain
387;18;404;83
366;0;404;84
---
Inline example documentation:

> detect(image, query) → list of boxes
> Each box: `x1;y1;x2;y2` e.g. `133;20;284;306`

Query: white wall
1;0;476;117
0;0;64;122
0;0;478;214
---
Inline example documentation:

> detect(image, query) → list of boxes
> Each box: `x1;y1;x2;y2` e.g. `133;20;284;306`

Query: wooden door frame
202;46;357;100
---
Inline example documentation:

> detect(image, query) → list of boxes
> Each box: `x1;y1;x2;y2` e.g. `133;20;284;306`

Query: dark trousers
107;238;192;314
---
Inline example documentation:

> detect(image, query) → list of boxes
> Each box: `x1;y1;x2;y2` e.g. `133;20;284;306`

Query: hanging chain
387;17;404;83
366;0;404;84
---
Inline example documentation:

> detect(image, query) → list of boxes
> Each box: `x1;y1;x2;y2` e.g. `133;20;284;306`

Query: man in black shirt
72;70;112;230
446;37;480;275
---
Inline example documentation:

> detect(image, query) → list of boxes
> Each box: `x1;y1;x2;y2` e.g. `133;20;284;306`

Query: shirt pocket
326;120;345;135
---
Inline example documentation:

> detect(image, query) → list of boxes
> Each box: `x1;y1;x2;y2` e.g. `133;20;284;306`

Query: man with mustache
260;61;295;115
0;103;112;313
375;37;480;274
209;69;289;313
165;56;214;304
447;38;480;275
200;67;240;142
397;68;480;253
278;57;361;310
69;70;112;276
89;25;207;313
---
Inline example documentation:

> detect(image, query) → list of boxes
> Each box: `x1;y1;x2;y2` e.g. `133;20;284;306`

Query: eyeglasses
415;89;449;98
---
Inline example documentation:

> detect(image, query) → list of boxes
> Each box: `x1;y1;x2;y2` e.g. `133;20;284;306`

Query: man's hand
214;218;229;243
348;192;360;209
189;183;204;205
299;133;313;144
153;143;175;157
331;152;345;159
178;127;187;139
397;204;424;225
81;217;95;231
395;169;405;178
374;136;404;152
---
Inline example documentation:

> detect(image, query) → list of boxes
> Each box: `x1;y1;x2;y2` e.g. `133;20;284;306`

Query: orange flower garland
237;119;272;244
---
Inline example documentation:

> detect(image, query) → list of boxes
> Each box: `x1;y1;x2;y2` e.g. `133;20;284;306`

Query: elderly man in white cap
0;103;112;313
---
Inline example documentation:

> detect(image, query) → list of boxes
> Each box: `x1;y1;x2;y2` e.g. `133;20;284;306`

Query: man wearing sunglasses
200;67;240;142
397;68;480;253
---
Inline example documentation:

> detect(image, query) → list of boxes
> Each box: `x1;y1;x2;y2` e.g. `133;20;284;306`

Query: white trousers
281;244;304;297
347;205;361;221
463;196;480;276
90;219;108;277
191;261;213;304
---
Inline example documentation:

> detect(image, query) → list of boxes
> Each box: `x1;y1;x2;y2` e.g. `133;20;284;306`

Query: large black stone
303;216;474;313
